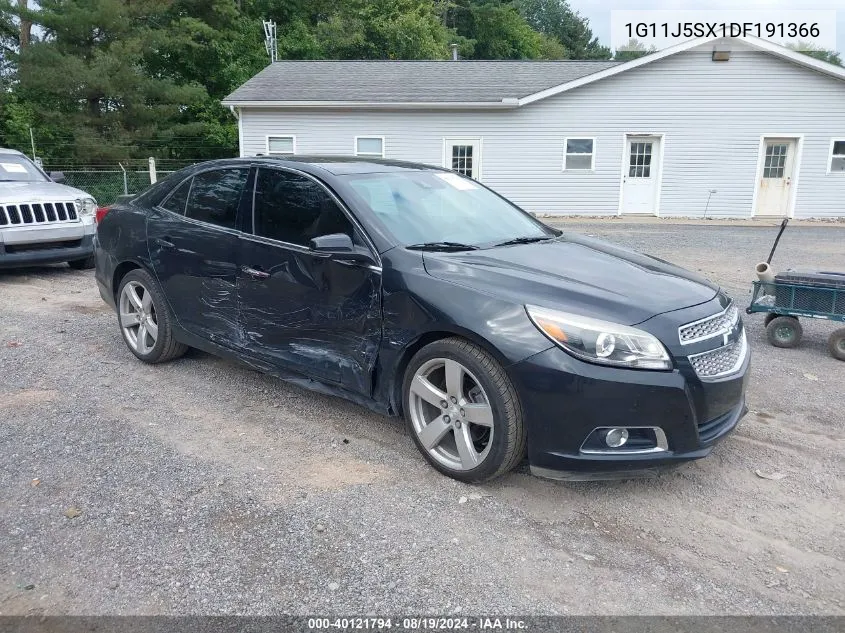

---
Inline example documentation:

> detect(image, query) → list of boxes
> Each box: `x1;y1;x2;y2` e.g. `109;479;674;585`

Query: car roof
195;156;443;176
282;156;442;175
0;148;25;156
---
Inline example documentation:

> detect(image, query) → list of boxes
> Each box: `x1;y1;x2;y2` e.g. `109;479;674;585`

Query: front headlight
526;305;672;370
75;197;97;218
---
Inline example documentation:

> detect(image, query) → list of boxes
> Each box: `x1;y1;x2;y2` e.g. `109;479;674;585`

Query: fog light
604;428;629;448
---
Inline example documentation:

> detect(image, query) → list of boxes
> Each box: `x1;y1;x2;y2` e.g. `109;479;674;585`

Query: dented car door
147;167;249;348
236;167;382;394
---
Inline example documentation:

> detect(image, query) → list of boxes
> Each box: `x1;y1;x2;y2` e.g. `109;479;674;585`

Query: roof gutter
220;99;522;109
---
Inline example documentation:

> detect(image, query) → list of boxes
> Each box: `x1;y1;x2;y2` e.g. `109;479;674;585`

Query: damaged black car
95;157;749;482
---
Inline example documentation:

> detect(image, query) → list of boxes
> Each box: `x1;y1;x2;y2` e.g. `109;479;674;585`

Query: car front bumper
0;220;95;268
510;342;750;480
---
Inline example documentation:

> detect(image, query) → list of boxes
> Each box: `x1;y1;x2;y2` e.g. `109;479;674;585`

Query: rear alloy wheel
117;269;187;363
766;315;802;349
828;328;845;361
403;338;525;483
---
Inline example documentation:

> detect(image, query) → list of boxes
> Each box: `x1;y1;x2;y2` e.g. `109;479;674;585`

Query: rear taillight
95;207;110;224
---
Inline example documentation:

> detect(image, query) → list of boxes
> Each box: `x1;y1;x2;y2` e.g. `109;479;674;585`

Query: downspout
229;105;245;158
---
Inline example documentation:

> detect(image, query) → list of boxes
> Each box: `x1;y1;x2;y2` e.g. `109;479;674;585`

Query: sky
568;0;844;55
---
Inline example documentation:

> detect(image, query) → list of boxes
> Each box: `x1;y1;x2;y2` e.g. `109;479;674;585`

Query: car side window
160;179;192;215
253;168;354;247
184;168;248;230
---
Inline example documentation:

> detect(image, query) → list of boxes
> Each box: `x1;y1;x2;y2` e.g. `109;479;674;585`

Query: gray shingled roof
222;60;621;104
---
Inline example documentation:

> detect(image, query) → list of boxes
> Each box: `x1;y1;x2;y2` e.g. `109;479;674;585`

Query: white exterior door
444;138;481;180
755;138;796;217
621;136;661;214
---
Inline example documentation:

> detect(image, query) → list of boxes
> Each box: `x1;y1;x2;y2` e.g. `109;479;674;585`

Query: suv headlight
526;305;672;370
75;197;97;218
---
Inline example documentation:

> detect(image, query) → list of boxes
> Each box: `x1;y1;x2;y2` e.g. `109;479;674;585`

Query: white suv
0;148;97;269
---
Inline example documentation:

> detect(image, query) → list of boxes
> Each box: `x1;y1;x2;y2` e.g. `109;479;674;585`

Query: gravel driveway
1;220;843;616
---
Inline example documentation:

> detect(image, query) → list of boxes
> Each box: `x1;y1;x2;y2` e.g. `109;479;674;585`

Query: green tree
787;41;842;66
515;0;610;59
0;0;579;165
445;0;549;59
313;0;456;59
613;38;655;62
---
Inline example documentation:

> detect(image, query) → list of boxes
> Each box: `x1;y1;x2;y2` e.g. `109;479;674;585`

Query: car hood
0;181;93;203
422;234;719;325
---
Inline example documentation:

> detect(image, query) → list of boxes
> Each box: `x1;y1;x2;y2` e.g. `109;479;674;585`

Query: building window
451;144;474;177
830;140;845;173
267;136;295;155
563;138;595;171
628;141;652;178
355;136;385;157
763;143;788;178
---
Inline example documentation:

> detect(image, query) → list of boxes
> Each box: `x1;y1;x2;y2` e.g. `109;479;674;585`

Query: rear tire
117;268;187;363
763;313;778;327
402;337;526;483
766;316;802;349
68;255;95;270
828;328;845;361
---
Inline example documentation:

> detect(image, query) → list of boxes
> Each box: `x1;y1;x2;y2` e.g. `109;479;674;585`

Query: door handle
154;237;175;249
241;265;270;280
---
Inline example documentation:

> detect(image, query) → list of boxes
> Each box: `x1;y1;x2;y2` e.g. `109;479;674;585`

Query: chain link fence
43;159;198;205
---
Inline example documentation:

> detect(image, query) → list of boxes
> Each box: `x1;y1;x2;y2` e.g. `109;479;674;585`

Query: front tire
117;269;187;363
766;316;802;348
68;255;95;270
402;337;526;483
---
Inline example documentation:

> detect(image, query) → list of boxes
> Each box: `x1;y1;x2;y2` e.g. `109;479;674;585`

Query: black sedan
94;157;749;482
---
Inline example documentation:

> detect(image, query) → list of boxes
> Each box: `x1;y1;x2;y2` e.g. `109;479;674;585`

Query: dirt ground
0;220;843;615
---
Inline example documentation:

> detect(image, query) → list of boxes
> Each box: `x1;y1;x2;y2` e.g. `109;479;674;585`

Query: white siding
239;42;845;218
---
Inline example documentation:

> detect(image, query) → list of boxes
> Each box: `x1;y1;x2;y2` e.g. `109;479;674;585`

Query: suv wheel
117;269;187;363
68;255;95;270
402;337;526;483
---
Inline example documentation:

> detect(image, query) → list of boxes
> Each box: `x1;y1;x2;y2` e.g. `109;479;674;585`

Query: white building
223;36;845;219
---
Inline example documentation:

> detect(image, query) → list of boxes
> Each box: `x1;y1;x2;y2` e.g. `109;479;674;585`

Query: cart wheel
828;328;845;361
766;316;802;348
764;313;778;326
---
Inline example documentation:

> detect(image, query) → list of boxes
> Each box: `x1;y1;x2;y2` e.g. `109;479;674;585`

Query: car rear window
184;168;248;230
160;179;191;215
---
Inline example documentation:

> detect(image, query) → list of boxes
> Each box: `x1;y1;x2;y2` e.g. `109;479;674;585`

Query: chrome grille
0;201;78;226
688;330;747;380
679;303;739;345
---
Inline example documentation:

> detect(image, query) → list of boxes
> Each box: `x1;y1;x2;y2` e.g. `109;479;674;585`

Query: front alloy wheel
403;337;526;482
409;357;495;471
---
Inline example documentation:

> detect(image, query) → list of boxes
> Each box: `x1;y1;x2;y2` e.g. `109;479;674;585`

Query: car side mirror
310;233;376;265
49;171;65;183
310;233;354;253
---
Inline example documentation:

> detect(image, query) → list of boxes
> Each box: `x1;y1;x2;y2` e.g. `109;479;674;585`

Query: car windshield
343;170;554;248
0;154;48;182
